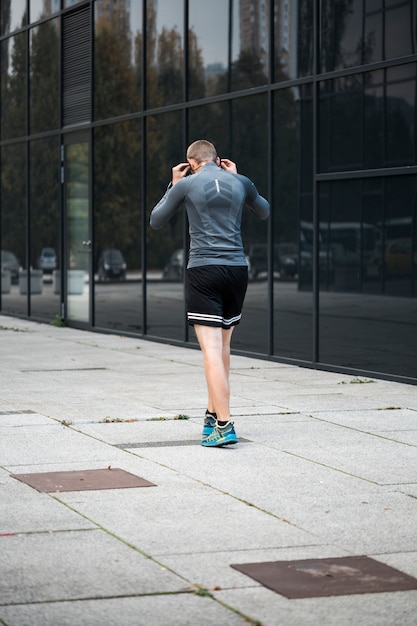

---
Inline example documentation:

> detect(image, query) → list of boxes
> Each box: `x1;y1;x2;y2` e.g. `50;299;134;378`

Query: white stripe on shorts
187;312;242;327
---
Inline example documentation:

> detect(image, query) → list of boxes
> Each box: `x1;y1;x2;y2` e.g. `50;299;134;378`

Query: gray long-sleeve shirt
150;162;270;268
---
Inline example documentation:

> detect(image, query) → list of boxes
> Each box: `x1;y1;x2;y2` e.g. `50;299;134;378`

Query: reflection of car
97;249;127;282
38;247;57;273
276;243;298;278
1;250;20;284
246;244;285;280
162;249;185;281
384;238;417;277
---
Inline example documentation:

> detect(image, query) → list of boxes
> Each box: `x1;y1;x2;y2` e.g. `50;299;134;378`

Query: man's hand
220;158;237;174
171;162;191;185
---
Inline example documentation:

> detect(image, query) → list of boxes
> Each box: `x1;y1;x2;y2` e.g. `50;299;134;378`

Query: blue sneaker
202;411;216;442
201;421;238;447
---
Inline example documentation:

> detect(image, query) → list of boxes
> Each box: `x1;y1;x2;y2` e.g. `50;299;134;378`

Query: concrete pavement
0;314;417;625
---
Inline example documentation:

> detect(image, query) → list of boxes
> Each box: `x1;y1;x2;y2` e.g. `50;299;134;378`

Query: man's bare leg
194;325;234;421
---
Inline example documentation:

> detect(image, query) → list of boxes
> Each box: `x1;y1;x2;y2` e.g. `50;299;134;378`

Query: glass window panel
1;34;27;140
30;20;59;133
385;5;415;59
366;0;383;10
188;101;230;153
146;110;184;341
188;0;228;100
231;94;269;355
30;137;61;320
94;0;142;119
1;0;27;35
321;0;364;72
364;12;383;64
94;121;142;332
274;0;297;81
319;76;363;172
146;0;184;109
364;70;384;168
319;180;362;294
30;0;59;22
362;178;384;293
296;0;314;78
274;86;313;361
384;176;416;297
1;143;27;317
385;64;416;166
231;0;269;91
319;176;417;379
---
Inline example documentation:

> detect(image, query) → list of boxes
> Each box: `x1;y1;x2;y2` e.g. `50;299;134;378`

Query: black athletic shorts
186;265;248;329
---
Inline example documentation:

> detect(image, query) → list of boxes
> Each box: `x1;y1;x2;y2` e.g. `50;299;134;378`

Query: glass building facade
1;0;416;383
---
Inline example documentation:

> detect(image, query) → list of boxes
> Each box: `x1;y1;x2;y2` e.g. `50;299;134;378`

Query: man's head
187;140;219;172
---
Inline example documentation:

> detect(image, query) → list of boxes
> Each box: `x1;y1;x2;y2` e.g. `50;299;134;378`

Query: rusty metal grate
231;556;417;598
12;468;156;492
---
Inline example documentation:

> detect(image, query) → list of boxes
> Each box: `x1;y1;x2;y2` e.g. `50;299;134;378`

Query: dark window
30;19;60;133
1;33;27;139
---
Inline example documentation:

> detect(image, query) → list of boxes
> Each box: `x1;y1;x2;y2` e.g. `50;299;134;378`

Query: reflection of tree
30;21;59;133
1;32;26;139
94;122;141;270
1;144;26;266
95;25;140;119
30;138;60;267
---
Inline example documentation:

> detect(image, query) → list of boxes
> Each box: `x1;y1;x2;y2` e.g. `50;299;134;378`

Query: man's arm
150;162;190;230
149;183;185;230
244;178;270;220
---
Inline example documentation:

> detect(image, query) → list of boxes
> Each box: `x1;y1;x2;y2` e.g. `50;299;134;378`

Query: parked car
384;238;417;277
97;248;127;282
162;249;186;281
38;247;57;273
1;250;20;284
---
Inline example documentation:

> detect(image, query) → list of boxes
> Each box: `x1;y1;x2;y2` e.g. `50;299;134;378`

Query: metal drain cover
231;556;417;598
12;468;156;492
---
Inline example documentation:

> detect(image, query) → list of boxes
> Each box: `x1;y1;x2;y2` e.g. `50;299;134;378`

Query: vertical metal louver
62;6;91;126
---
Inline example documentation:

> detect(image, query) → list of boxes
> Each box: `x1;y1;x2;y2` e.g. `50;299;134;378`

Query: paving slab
0;530;184;605
0;594;251;626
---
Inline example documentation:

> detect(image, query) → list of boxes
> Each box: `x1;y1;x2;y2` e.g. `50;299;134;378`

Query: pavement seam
308;413;417;448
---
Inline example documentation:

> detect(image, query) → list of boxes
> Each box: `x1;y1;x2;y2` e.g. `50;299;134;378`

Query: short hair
186;140;217;164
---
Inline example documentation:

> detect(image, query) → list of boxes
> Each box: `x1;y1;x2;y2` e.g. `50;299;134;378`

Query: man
150;140;270;447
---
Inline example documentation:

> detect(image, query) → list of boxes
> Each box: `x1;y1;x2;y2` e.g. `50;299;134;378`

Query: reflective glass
94;121;142;332
0;0;27;35
30;137;61;320
188;0;229;100
385;4;416;59
30;20;60;133
321;0;364;72
231;94;269;355
0;143;27;317
364;70;384;168
384;176;416;297
94;0;143;119
231;0;269;91
385;64;416;166
146;0;184;109
30;0;59;22
296;0;314;78
319;77;363;172
146;110;184;341
319;176;417;379
364;11;383;64
1;34;27;140
273;85;313;361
